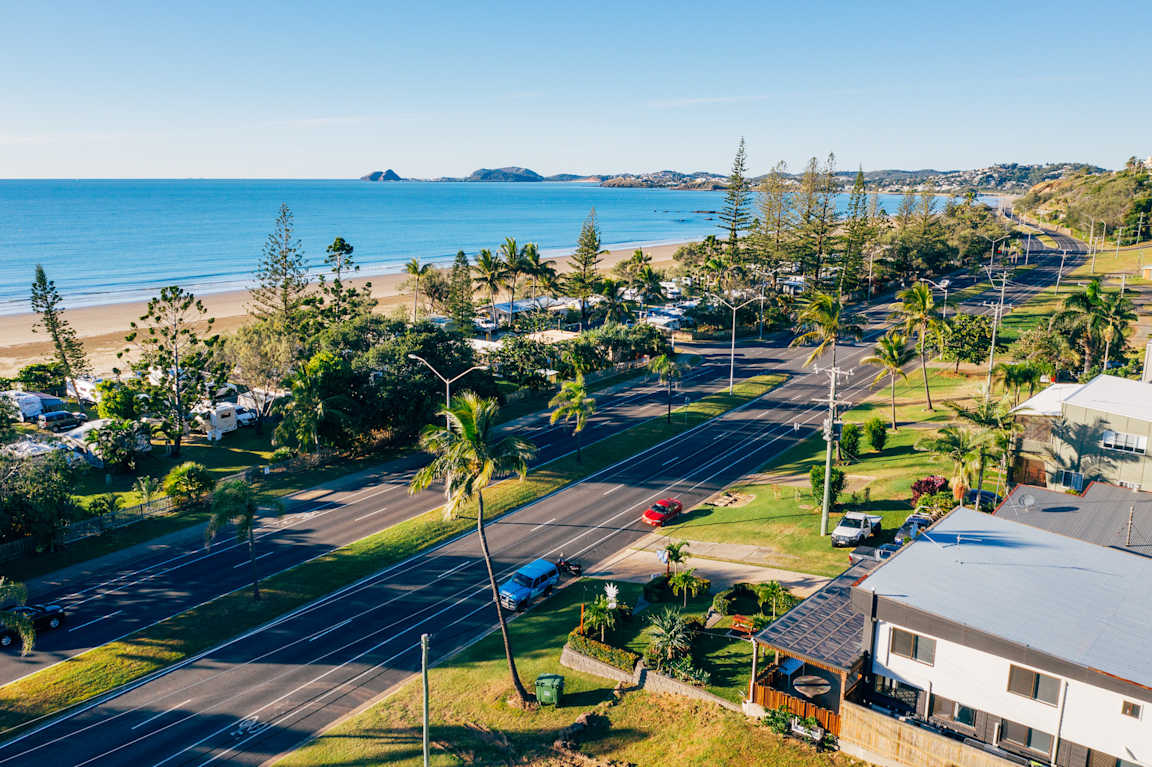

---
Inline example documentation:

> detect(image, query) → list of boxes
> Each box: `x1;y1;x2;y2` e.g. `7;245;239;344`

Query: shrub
643;574;672;603
663;656;711;686
567;630;640;672
809;464;845;506
864;417;887;452
270;446;294;464
712;590;736;616
916;490;957;518
761;705;793;735
163;461;214;506
911;475;948;503
839;423;860;461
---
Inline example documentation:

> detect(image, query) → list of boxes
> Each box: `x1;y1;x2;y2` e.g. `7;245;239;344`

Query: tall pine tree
752;160;794;290
838;169;870;294
719;138;753;260
30;265;90;398
249;204;311;332
566;210;605;330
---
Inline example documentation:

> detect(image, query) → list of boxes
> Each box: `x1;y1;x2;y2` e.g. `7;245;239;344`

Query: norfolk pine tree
249;204;311;333
719;138;753;260
567;210;605;330
29;265;90;400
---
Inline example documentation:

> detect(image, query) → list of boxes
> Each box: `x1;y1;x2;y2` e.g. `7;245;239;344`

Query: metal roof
754;559;878;672
1061;374;1152;422
855;508;1152;690
995;482;1152;557
1009;383;1082;417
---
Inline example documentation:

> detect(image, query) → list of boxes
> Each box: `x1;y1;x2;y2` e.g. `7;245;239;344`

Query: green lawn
653;369;984;577
275;581;853;767
0;374;786;734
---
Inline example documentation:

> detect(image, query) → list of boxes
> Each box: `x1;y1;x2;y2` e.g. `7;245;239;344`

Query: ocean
0;180;944;316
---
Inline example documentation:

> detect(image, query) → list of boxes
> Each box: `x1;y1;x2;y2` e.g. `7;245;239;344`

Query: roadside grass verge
0;374;785;735
658;369;983;577
274;581;849;767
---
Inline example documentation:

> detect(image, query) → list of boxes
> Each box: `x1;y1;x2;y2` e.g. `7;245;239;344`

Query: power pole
1025;231;1032;264
1115;226;1123;260
982;269;1010;399
1056;249;1067;293
421;633;430;767
815;365;852;536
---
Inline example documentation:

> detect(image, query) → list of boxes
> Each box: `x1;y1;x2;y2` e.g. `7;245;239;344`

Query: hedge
567;630;640;673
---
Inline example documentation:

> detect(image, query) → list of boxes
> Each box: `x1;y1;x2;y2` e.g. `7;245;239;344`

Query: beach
0;241;684;377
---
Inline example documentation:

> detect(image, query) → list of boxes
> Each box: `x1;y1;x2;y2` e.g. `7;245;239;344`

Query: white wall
872;620;1152;764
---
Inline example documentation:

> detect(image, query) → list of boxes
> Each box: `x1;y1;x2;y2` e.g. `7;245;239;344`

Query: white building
852;508;1151;766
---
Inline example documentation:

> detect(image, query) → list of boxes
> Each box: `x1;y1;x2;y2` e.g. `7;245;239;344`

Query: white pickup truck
831;511;883;548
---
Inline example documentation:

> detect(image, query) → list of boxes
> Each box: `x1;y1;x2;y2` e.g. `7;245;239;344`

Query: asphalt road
0;340;777;685
0;227;1083;766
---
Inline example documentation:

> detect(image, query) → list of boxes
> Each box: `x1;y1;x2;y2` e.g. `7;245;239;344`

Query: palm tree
274;362;354;454
668;568;707;608
862;331;916;429
133;475;160;506
949;398;1019;511
648;354;684;422
1052;279;1106;376
409;393;536;704
596;278;633;324
206;480;282;600
993;362;1040;406
549;376;595;462
631;265;666;318
521;242;554;306
499;237;526;323
662;540;690;576
625;248;652;277
894;283;942;410
790;290;863;367
472;249;506;330
1097;288;1136;371
582;594;617;643
915;426;986;500
753;580;788;619
404;257;432;323
0;578;34;655
647;607;691;662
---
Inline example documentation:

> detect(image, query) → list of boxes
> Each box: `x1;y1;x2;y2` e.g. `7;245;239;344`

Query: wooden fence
752;685;842;736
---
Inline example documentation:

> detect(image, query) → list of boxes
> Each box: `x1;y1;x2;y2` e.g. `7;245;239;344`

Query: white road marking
131;699;192;730
602;485;623;495
232;552;274;569
307;617;354;643
67;610;123;632
435;561;472;580
528;517;557;532
354;507;387;522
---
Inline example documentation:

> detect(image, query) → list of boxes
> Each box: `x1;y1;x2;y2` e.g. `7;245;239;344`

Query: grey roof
856;508;1152;690
754;559;878;672
995;482;1152;557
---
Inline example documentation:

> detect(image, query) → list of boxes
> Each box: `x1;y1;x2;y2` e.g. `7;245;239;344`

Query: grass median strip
0;373;786;735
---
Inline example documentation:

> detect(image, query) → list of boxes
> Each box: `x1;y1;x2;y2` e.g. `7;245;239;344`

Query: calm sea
0;180;936;316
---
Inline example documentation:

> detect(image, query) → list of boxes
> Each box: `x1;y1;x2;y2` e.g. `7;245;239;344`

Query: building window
872;675;920;712
1121;700;1142;719
1118;480;1142;491
1101;431;1147;455
890;628;936;665
1007;665;1060;705
1057;470;1084;491
1001;719;1054;755
929;695;977;728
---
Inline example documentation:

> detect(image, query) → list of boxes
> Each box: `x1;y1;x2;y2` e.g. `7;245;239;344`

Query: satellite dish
1022;494;1036;508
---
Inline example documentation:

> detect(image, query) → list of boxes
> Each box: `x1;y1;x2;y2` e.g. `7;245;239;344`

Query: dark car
36;410;82;432
0;603;66;649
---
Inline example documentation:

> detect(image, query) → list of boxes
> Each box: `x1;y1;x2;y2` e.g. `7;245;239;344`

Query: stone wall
560;643;740;713
840;701;1020;767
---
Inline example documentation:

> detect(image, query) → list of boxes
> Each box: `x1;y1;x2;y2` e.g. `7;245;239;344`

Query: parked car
848;543;902;565
964;489;1002;509
36;410;82;432
894;513;935;545
235;407;258;428
830;511;883;547
641;498;684;527
498;559;560;611
0;603;66;649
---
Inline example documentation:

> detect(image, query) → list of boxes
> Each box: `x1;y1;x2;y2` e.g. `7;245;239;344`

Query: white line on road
602;485;623;495
131;699;192;730
436;560;472;580
354;507;387;522
68;610;123;633
528;517;556;532
232;552;274;569
307;617;354;643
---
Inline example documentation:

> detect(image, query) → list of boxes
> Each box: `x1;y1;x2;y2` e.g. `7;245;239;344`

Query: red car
641;498;683;527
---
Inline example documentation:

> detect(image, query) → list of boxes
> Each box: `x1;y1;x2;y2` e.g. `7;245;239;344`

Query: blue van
499;558;560;611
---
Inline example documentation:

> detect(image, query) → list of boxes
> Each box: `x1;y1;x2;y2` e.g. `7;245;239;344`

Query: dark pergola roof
754;560;877;673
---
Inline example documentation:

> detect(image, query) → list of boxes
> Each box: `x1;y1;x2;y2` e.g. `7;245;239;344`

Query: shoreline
0;240;688;377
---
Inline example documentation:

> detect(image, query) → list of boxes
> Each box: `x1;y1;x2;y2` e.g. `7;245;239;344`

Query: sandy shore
0;241;686;377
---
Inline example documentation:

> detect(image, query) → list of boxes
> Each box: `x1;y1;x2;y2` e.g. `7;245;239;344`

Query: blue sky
2;0;1149;178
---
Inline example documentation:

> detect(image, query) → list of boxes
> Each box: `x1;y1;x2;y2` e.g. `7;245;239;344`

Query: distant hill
600;170;726;190
464;166;544;182
836;163;1106;193
1014;157;1152;238
360;169;403;181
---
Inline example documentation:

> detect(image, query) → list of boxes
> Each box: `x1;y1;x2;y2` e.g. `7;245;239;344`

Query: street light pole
407;354;489;428
981;268;1010;400
980;234;1010;269
920;278;950;320
715;294;758;393
1056;249;1067;293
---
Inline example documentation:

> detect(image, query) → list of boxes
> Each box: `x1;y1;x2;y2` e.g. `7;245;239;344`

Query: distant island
359;161;1106;193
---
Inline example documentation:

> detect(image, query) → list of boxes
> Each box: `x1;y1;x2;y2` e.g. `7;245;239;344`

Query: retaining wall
840;701;1019;767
